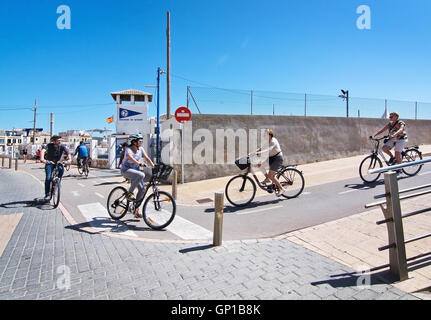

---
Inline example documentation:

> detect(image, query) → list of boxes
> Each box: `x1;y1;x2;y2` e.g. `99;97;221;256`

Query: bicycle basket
235;156;250;170
152;163;173;181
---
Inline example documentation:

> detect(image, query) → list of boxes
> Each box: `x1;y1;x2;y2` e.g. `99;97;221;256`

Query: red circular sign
174;106;192;123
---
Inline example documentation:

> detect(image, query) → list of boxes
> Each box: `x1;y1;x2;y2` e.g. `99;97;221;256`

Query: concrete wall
166;114;431;183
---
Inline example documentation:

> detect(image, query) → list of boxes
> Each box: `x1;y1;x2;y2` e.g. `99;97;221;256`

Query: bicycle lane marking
338;186;370;195
77;202;138;237
237;205;284;215
165;215;213;240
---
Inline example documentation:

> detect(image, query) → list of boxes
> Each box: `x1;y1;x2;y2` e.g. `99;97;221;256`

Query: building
58;130;92;144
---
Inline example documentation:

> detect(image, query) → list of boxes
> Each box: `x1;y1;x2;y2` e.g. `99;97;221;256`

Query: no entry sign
175;106;192;123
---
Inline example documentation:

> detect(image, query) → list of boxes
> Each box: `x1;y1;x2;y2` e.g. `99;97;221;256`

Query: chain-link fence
187;86;431;120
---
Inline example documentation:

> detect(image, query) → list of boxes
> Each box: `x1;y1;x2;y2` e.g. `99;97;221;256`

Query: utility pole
166;11;171;119
50;113;54;137
32;99;37;144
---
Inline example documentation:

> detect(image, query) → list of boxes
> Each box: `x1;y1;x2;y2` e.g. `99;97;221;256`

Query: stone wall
163;114;431;183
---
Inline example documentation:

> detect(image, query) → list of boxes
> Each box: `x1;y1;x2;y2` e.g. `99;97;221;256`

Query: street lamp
338;90;349;118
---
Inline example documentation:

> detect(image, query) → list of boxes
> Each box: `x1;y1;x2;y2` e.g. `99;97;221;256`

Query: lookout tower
110;89;153;135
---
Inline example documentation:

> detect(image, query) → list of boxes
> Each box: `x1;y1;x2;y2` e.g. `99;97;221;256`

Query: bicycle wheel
402;149;423;176
225;175;256;207
84;163;89;178
51;180;61;208
142;191;176;230
107;186;129;220
277;167;305;199
78;165;83;175
65;163;70;171
359;155;382;183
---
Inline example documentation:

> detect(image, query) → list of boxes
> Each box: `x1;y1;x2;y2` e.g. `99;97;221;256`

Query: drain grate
196;198;213;204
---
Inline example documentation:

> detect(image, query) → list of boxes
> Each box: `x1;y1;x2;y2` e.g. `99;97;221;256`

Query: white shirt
268;137;282;157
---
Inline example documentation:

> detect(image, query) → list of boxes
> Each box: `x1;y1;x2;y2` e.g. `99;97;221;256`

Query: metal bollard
172;170;178;200
213;192;224;246
383;172;408;281
15;158;18;171
1;156;4;168
8;156;12;169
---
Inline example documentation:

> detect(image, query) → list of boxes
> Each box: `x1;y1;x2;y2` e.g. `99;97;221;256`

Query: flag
107;116;114;124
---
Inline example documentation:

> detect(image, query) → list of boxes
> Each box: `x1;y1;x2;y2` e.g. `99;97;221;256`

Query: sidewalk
0;169;418;300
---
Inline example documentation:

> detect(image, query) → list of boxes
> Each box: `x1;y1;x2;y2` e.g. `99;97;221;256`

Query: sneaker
388;157;396;165
276;188;286;197
126;192;136;201
43;195;51;202
133;208;142;218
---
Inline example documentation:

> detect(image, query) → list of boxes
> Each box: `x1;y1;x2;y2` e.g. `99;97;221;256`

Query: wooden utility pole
166;11;171;119
32;99;37;144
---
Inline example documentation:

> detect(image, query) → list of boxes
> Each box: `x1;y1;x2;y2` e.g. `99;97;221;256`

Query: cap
51;135;62;141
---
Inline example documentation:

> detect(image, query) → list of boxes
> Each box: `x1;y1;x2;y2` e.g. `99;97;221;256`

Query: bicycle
225;155;305;207
77;157;89;178
63;160;71;171
359;135;423;183
106;163;176;230
45;160;63;208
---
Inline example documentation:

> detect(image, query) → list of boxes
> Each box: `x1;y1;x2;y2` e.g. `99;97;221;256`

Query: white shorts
384;139;408;153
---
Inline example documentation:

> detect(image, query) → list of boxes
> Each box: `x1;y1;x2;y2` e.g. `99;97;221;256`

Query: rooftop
111;89;153;103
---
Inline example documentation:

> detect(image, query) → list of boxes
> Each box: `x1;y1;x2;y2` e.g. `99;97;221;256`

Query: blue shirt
74;145;89;158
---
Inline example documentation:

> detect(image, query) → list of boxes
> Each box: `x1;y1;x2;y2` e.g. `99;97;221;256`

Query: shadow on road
179;244;214;253
65;217;161;235
344;175;412;191
204;198;284;214
0;199;56;211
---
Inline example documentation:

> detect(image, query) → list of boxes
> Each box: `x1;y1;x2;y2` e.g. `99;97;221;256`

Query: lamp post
338;90;349;118
156;68;166;164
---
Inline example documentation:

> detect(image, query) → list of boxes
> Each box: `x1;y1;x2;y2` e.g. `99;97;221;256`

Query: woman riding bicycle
373;111;408;166
252;129;287;197
120;135;155;217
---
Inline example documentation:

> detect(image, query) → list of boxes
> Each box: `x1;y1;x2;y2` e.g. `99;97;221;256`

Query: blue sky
0;0;430;133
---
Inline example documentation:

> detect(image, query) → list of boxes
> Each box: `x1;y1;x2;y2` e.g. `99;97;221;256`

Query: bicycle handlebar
369;135;389;142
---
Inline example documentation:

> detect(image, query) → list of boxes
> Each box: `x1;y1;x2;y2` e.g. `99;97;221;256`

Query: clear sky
1;0;430;133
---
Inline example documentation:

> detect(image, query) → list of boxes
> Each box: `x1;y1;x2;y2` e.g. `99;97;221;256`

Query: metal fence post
384;172;408;281
213;192;224;246
15;158;18;171
9;156;12;169
1;156;4;168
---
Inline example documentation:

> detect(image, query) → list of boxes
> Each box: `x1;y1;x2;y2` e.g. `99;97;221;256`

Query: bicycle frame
244;164;293;192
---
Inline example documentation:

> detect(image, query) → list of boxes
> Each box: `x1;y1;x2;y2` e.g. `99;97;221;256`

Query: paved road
15;162;431;241
0;169;418;300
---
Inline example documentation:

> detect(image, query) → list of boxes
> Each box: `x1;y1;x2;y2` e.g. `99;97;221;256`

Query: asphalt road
20;162;431;241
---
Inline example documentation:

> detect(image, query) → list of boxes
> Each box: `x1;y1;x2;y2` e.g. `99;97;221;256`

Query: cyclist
253;129;287;197
74;141;89;169
373;111;408;166
40;135;71;202
121;135;155;217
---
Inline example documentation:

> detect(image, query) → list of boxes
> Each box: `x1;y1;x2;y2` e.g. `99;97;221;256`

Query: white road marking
338;186;370;195
77;183;85;187
237;205;284;215
95;192;105;199
419;171;431;176
77;202;137;237
165;215;213;240
302;192;311;195
72;191;79;197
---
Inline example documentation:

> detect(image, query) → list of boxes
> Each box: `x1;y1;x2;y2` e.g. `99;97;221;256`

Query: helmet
129;133;143;139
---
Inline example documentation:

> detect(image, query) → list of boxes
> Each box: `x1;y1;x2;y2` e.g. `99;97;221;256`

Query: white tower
110;89;153;135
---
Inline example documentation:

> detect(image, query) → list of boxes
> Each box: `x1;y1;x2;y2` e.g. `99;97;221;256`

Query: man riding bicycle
121;134;155;217
373;111;408;166
40;135;71;202
74;141;89;168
